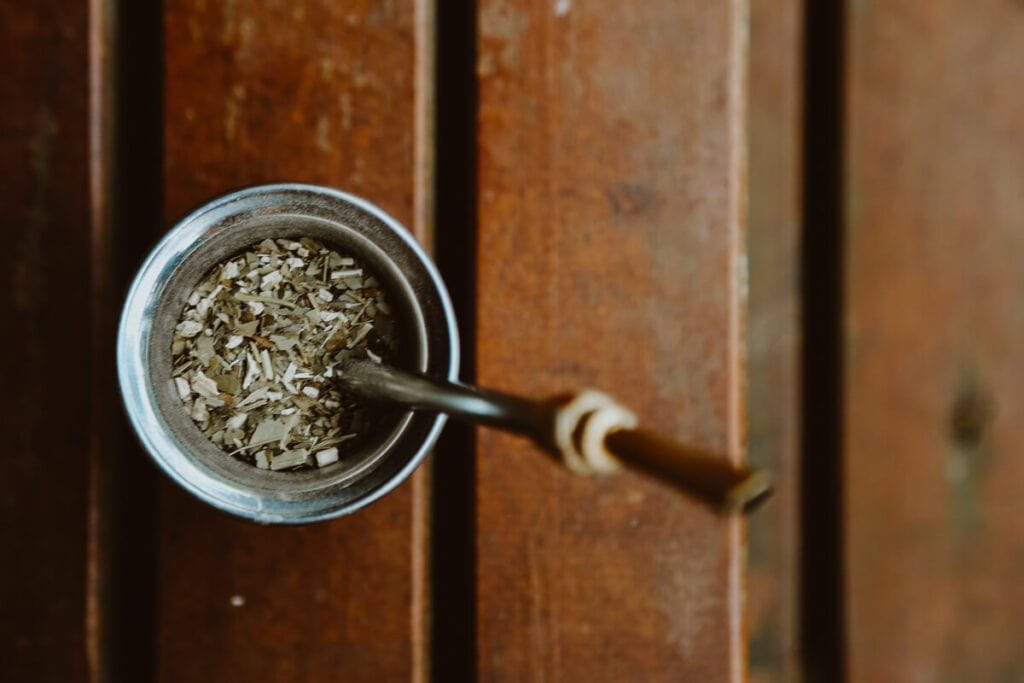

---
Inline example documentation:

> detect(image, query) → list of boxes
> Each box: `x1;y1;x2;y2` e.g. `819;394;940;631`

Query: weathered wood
474;1;748;680
747;0;803;680
845;1;1024;680
157;2;430;680
0;2;95;681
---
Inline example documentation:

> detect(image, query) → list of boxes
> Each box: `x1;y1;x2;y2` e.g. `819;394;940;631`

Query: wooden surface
0;2;95;681
156;1;431;680
746;0;803;680
474;1;748;680
17;0;1024;680
844;1;1024;680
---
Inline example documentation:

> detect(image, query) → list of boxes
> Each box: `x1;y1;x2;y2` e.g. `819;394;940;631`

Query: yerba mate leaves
171;238;398;471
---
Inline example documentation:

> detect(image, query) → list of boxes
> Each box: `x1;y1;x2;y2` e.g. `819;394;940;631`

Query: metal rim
116;184;459;523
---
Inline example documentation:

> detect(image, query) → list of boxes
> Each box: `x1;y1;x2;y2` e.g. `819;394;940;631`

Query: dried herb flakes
171;238;397;471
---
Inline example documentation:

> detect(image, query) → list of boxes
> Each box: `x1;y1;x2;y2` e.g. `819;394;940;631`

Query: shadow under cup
117;184;459;523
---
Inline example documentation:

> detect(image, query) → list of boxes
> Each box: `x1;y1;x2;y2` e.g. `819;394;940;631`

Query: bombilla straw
335;358;556;438
336;359;773;514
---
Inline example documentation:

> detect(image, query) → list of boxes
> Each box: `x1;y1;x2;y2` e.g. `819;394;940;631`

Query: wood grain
157;2;431;680
845;1;1024;680
474;1;748;680
746;1;803;679
0;2;94;680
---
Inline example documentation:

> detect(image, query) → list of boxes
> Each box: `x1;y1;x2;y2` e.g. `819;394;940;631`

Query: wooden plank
746;0;803;681
156;2;431;680
845;1;1024;680
475;2;748;680
0;2;95;681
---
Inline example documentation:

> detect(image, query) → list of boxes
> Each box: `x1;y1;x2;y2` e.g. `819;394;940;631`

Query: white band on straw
554;390;638;475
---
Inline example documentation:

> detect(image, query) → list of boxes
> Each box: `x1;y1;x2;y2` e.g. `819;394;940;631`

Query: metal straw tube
336;359;773;514
337;359;554;438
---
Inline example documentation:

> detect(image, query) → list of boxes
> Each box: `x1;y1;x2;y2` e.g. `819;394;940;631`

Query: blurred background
2;0;1022;681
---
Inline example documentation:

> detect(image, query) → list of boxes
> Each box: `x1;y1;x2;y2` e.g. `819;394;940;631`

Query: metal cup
117;184;459;523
